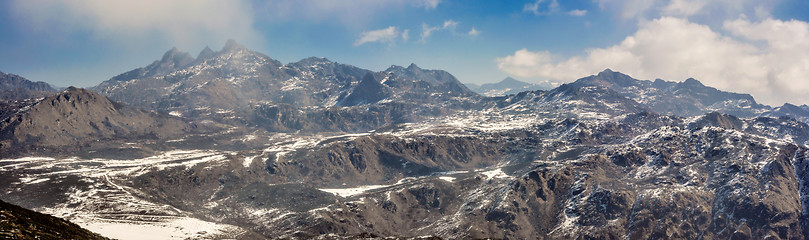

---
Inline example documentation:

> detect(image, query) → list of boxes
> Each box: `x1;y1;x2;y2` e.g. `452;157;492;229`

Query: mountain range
0;71;56;100
2;40;809;239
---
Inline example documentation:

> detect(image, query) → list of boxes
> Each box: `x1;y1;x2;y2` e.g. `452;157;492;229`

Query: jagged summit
294;57;333;66
222;39;245;52
680;77;705;88
159;47;194;66
197;46;216;60
63;86;80;92
575;68;638;88
339;73;390;106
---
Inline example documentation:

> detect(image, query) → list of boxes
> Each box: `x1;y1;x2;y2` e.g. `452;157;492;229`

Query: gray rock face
338;73;390;107
383;63;476;97
0;87;191;154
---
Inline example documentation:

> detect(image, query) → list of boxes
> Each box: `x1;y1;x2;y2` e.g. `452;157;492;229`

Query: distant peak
197;46;215;60
594;68;632;80
299;56;332;64
159;47;193;64
782;102;798;108
222;39;245;52
681;78;704;87
407;63;421;70
597;68;620;77
161;47;182;59
59;86;98;98
384;65;405;72
501;77;521;83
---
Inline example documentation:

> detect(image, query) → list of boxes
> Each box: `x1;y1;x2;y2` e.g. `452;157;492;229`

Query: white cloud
443;20;459;29
10;0;260;49
524;0;559;15
354;26;403;46
419;19;466;43
568;9;588;16
402;29;410;42
496;17;809;106
468;28;481;36
419;24;442;43
419;0;441;10
662;0;707;17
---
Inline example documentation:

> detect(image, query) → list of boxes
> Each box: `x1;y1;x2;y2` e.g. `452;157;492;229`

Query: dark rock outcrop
339;73;390;106
0;199;109;240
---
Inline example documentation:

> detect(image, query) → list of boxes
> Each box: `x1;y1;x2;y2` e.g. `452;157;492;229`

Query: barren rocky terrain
3;41;809;239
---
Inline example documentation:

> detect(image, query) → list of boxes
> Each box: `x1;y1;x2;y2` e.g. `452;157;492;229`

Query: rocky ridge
0;71;56;100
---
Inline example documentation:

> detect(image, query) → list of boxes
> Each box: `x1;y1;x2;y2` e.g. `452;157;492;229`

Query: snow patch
74;216;242;240
438;176;456;182
319;185;390;197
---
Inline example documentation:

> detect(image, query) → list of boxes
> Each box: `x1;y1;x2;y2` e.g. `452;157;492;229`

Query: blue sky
1;0;809;106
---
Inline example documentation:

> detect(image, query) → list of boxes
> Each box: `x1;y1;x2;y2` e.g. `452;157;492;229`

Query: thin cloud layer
524;0;559;15
594;0;775;23
263;0;440;28
568;9;588;16
10;0;260;49
496;17;809;106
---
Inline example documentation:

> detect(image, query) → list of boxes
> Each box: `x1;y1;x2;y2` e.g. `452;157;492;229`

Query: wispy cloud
568;9;587;16
418;19;478;43
402;29;410;42
354;26;405;46
419;23;442;43
524;0;559;15
9;0;260;49
468;28;481;36
419;0;441;10
443;20;459;29
262;0;442;29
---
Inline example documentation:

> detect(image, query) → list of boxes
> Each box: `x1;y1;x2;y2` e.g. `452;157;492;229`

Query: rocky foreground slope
0;199;108;239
